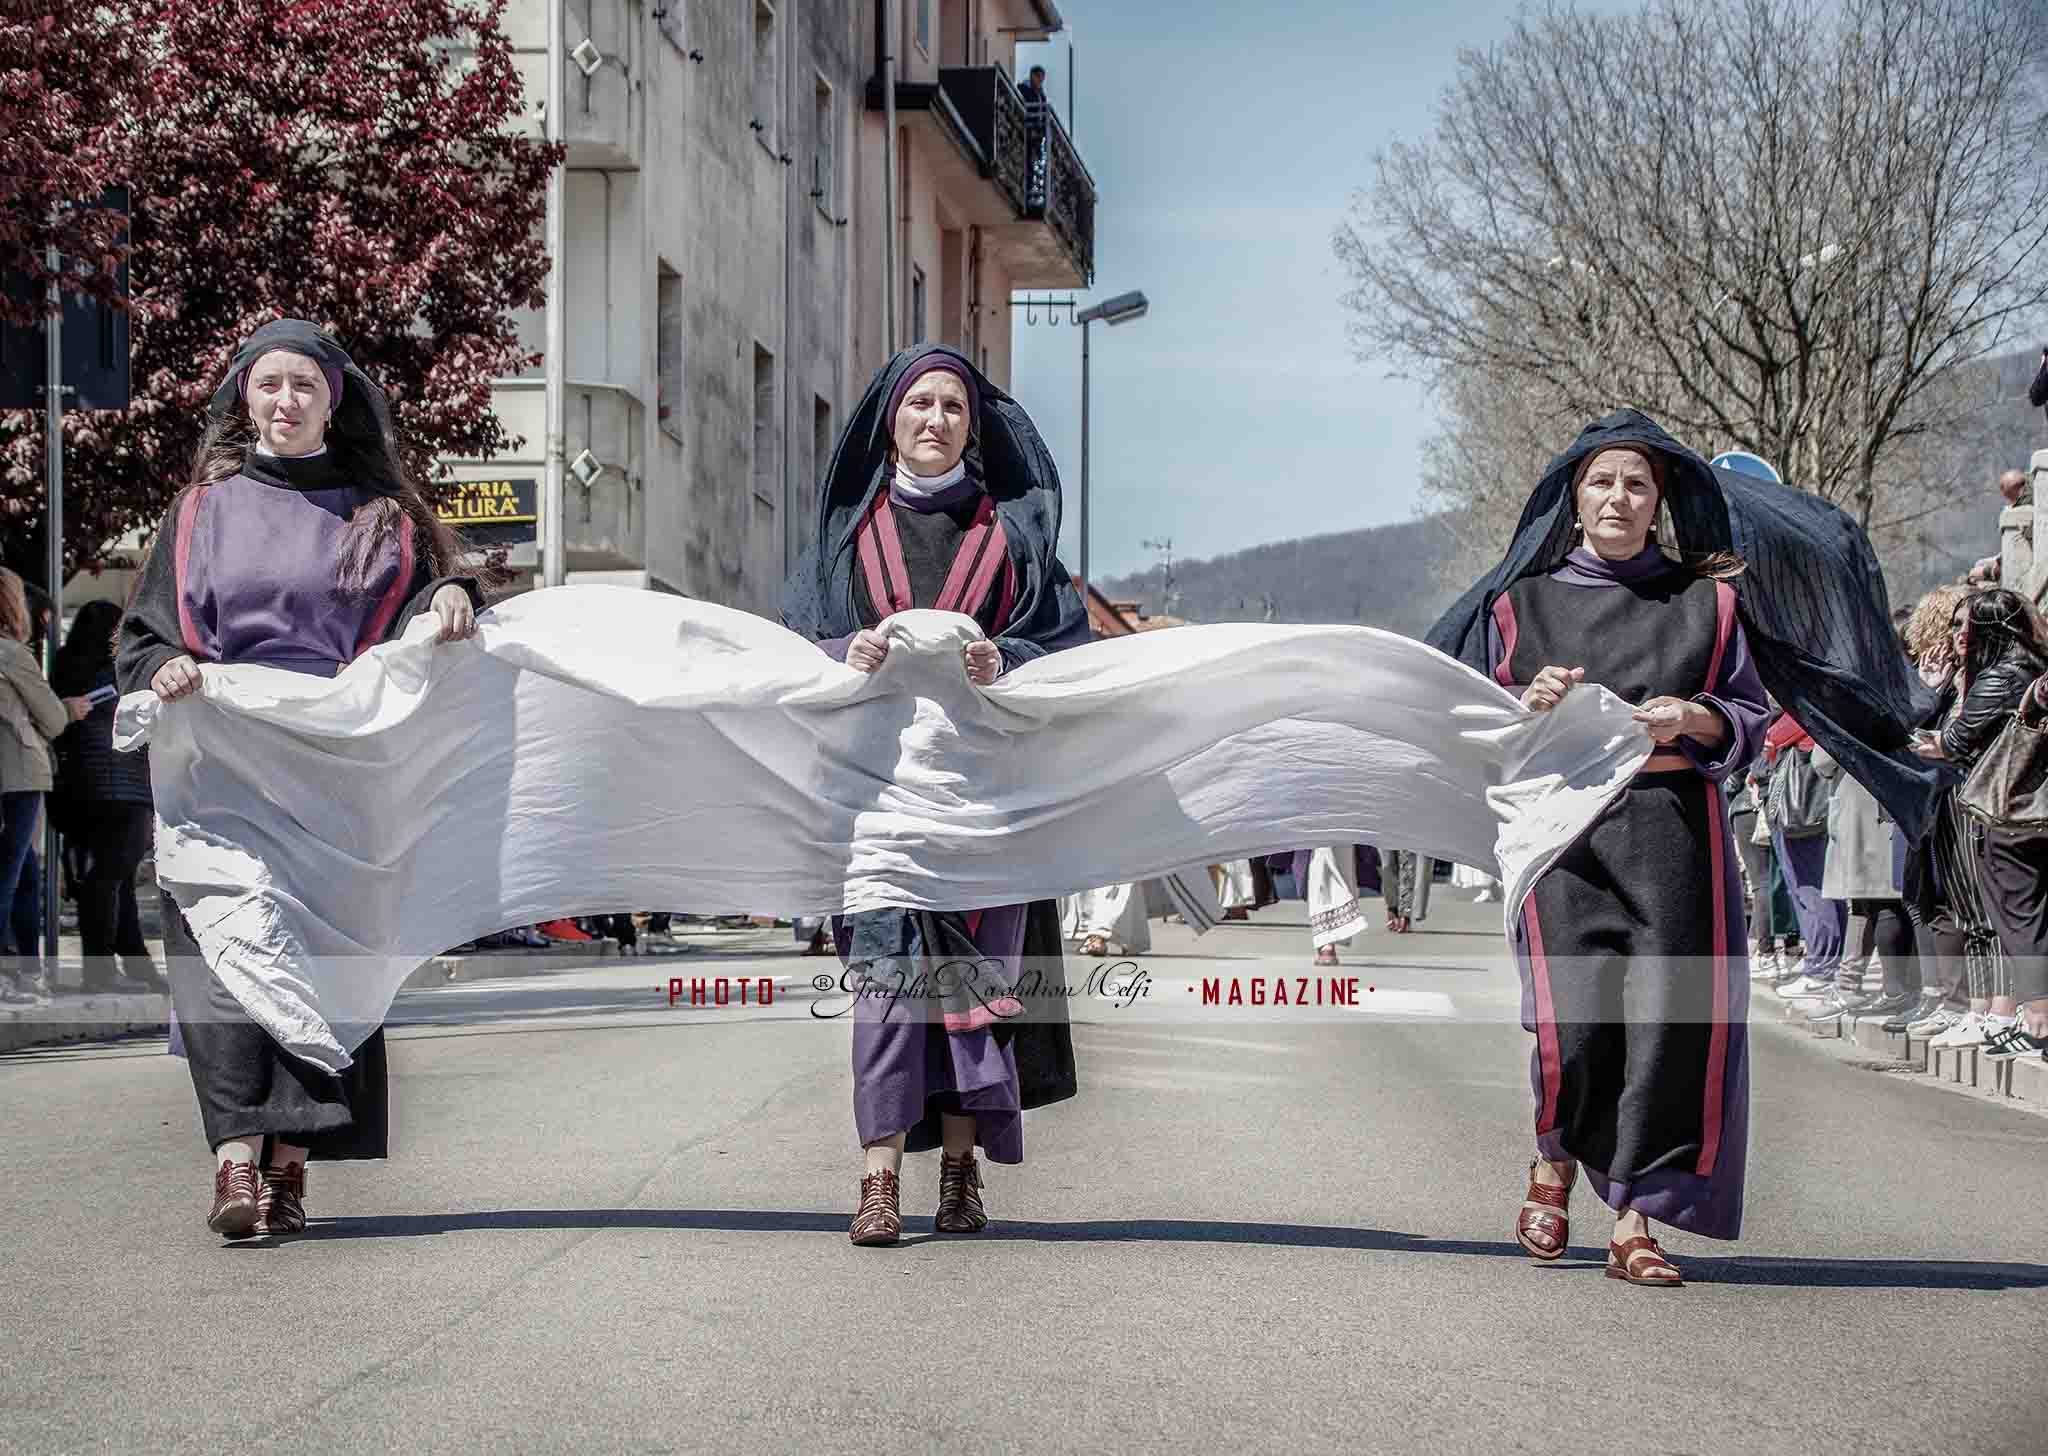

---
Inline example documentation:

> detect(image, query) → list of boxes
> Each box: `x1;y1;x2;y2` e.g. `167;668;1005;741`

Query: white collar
254;441;329;459
892;458;967;501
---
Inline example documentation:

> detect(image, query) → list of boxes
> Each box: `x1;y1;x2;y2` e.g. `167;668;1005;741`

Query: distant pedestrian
50;599;159;993
1;567;86;1004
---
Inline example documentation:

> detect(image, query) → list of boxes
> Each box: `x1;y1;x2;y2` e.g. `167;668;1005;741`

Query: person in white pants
1307;845;1368;966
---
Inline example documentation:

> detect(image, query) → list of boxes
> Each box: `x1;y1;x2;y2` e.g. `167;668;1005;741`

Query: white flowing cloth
117;586;1653;1071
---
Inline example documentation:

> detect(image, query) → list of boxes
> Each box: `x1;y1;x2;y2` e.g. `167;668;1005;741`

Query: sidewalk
1762;977;2048;1114
0;918;786;1056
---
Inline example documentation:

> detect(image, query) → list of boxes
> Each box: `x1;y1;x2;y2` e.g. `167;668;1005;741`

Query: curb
0;992;171;1055
1760;983;2048;1111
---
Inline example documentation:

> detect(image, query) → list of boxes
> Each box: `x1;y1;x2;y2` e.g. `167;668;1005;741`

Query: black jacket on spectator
2030;356;2048;417
1939;642;2044;768
50;665;152;820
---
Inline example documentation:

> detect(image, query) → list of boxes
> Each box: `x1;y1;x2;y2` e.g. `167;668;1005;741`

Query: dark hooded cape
1426;409;1943;842
782;345;1089;661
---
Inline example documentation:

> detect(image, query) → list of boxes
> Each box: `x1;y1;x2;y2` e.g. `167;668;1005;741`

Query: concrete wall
457;0;864;617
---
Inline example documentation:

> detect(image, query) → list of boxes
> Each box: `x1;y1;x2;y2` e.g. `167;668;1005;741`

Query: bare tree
1337;0;2048;532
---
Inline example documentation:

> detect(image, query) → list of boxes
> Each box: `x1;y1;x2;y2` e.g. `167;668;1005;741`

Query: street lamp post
1071;289;1148;607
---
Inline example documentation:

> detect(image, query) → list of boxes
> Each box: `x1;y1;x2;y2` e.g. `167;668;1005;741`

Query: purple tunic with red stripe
1488;545;1768;1239
829;474;1037;1162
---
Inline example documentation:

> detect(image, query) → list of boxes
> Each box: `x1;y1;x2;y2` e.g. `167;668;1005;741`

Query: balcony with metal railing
866;63;1095;288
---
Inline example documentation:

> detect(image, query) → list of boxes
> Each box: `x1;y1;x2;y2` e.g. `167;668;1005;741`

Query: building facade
448;0;1093;617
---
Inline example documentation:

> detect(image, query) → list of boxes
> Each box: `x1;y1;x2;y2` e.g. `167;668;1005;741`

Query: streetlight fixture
1072;289;1148;609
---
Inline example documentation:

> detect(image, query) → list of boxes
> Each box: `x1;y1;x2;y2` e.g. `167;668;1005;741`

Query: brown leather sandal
934;1151;988;1233
256;1162;307;1235
207;1158;260;1239
1605;1233;1683;1286
1514;1158;1575;1261
849;1168;901;1246
1313;945;1339;967
1080;935;1110;958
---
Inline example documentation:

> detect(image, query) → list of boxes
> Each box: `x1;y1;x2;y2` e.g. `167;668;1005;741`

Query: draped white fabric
116;586;1653;1071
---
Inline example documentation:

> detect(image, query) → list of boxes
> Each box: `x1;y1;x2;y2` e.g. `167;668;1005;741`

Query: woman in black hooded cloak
1428;409;1933;1285
782;345;1089;1246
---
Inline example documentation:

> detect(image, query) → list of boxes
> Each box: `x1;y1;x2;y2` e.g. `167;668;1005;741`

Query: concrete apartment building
445;0;1093;617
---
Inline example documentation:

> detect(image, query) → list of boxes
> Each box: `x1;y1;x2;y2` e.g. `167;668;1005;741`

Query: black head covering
206;319;405;497
1426;408;1944;841
782;345;1087;652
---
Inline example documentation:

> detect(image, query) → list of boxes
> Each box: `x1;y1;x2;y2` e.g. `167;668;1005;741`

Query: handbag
1957;709;2048;831
1769;746;1830;838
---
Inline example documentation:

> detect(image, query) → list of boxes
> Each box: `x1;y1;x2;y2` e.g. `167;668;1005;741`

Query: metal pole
1078;316;1090;604
540;0;567;589
42;244;63;966
882;0;899;355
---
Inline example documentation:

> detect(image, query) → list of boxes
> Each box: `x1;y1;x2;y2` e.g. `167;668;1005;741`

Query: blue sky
1013;1;1532;582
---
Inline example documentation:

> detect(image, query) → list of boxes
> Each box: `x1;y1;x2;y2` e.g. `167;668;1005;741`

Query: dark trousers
1976;830;2048;1004
0;790;41;960
1847;899;1919;997
74;803;152;963
1775;830;1844;975
1732;817;1771;945
163;891;388;1158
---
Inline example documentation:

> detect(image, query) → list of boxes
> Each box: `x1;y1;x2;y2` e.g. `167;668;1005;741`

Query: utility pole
42;238;65;955
540;0;567;588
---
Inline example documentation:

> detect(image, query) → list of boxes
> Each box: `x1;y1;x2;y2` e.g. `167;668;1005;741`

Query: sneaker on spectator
536;918;595;944
1773;961;1809;990
1750;951;1782;983
1905;1006;1957;1037
1980;1021;2048;1061
1782;975;1835;999
1930;1011;1986;1048
1857;991;1914;1020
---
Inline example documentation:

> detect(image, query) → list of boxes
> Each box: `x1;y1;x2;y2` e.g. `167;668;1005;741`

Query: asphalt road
3;896;2044;1456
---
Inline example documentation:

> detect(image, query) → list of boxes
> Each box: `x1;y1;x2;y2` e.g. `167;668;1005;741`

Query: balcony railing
937;67;1030;216
866;64;1095;285
1024;102;1095;285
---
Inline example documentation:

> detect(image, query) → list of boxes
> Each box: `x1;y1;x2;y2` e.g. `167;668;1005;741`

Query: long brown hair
0;568;30;643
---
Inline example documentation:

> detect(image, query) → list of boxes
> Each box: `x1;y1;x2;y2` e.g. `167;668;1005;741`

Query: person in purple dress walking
117;319;484;1242
782;345;1089;1247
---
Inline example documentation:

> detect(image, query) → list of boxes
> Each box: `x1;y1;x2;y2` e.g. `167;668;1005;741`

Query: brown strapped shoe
256;1162;307;1236
1514;1158;1576;1261
849;1168;901;1246
1080;935;1110;958
207;1158;260;1239
934;1151;988;1233
1605;1234;1683;1287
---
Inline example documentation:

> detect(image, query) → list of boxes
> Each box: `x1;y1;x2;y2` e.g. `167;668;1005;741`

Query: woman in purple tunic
782;345;1088;1247
117;319;483;1242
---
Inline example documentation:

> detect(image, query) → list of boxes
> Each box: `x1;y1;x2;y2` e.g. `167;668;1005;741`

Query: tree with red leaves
0;0;559;581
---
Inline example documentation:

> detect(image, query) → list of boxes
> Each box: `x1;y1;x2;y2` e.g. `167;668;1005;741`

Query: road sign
0;187;131;411
1711;450;1782;484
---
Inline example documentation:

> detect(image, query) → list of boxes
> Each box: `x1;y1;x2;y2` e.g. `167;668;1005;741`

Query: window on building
911;264;927;345
657;262;683;442
753;344;778;507
752;1;778;149
813;395;833;498
812;75;834;214
915;0;931;56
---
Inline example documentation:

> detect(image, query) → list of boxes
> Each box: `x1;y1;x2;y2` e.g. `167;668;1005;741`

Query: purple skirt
848;903;1029;1163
